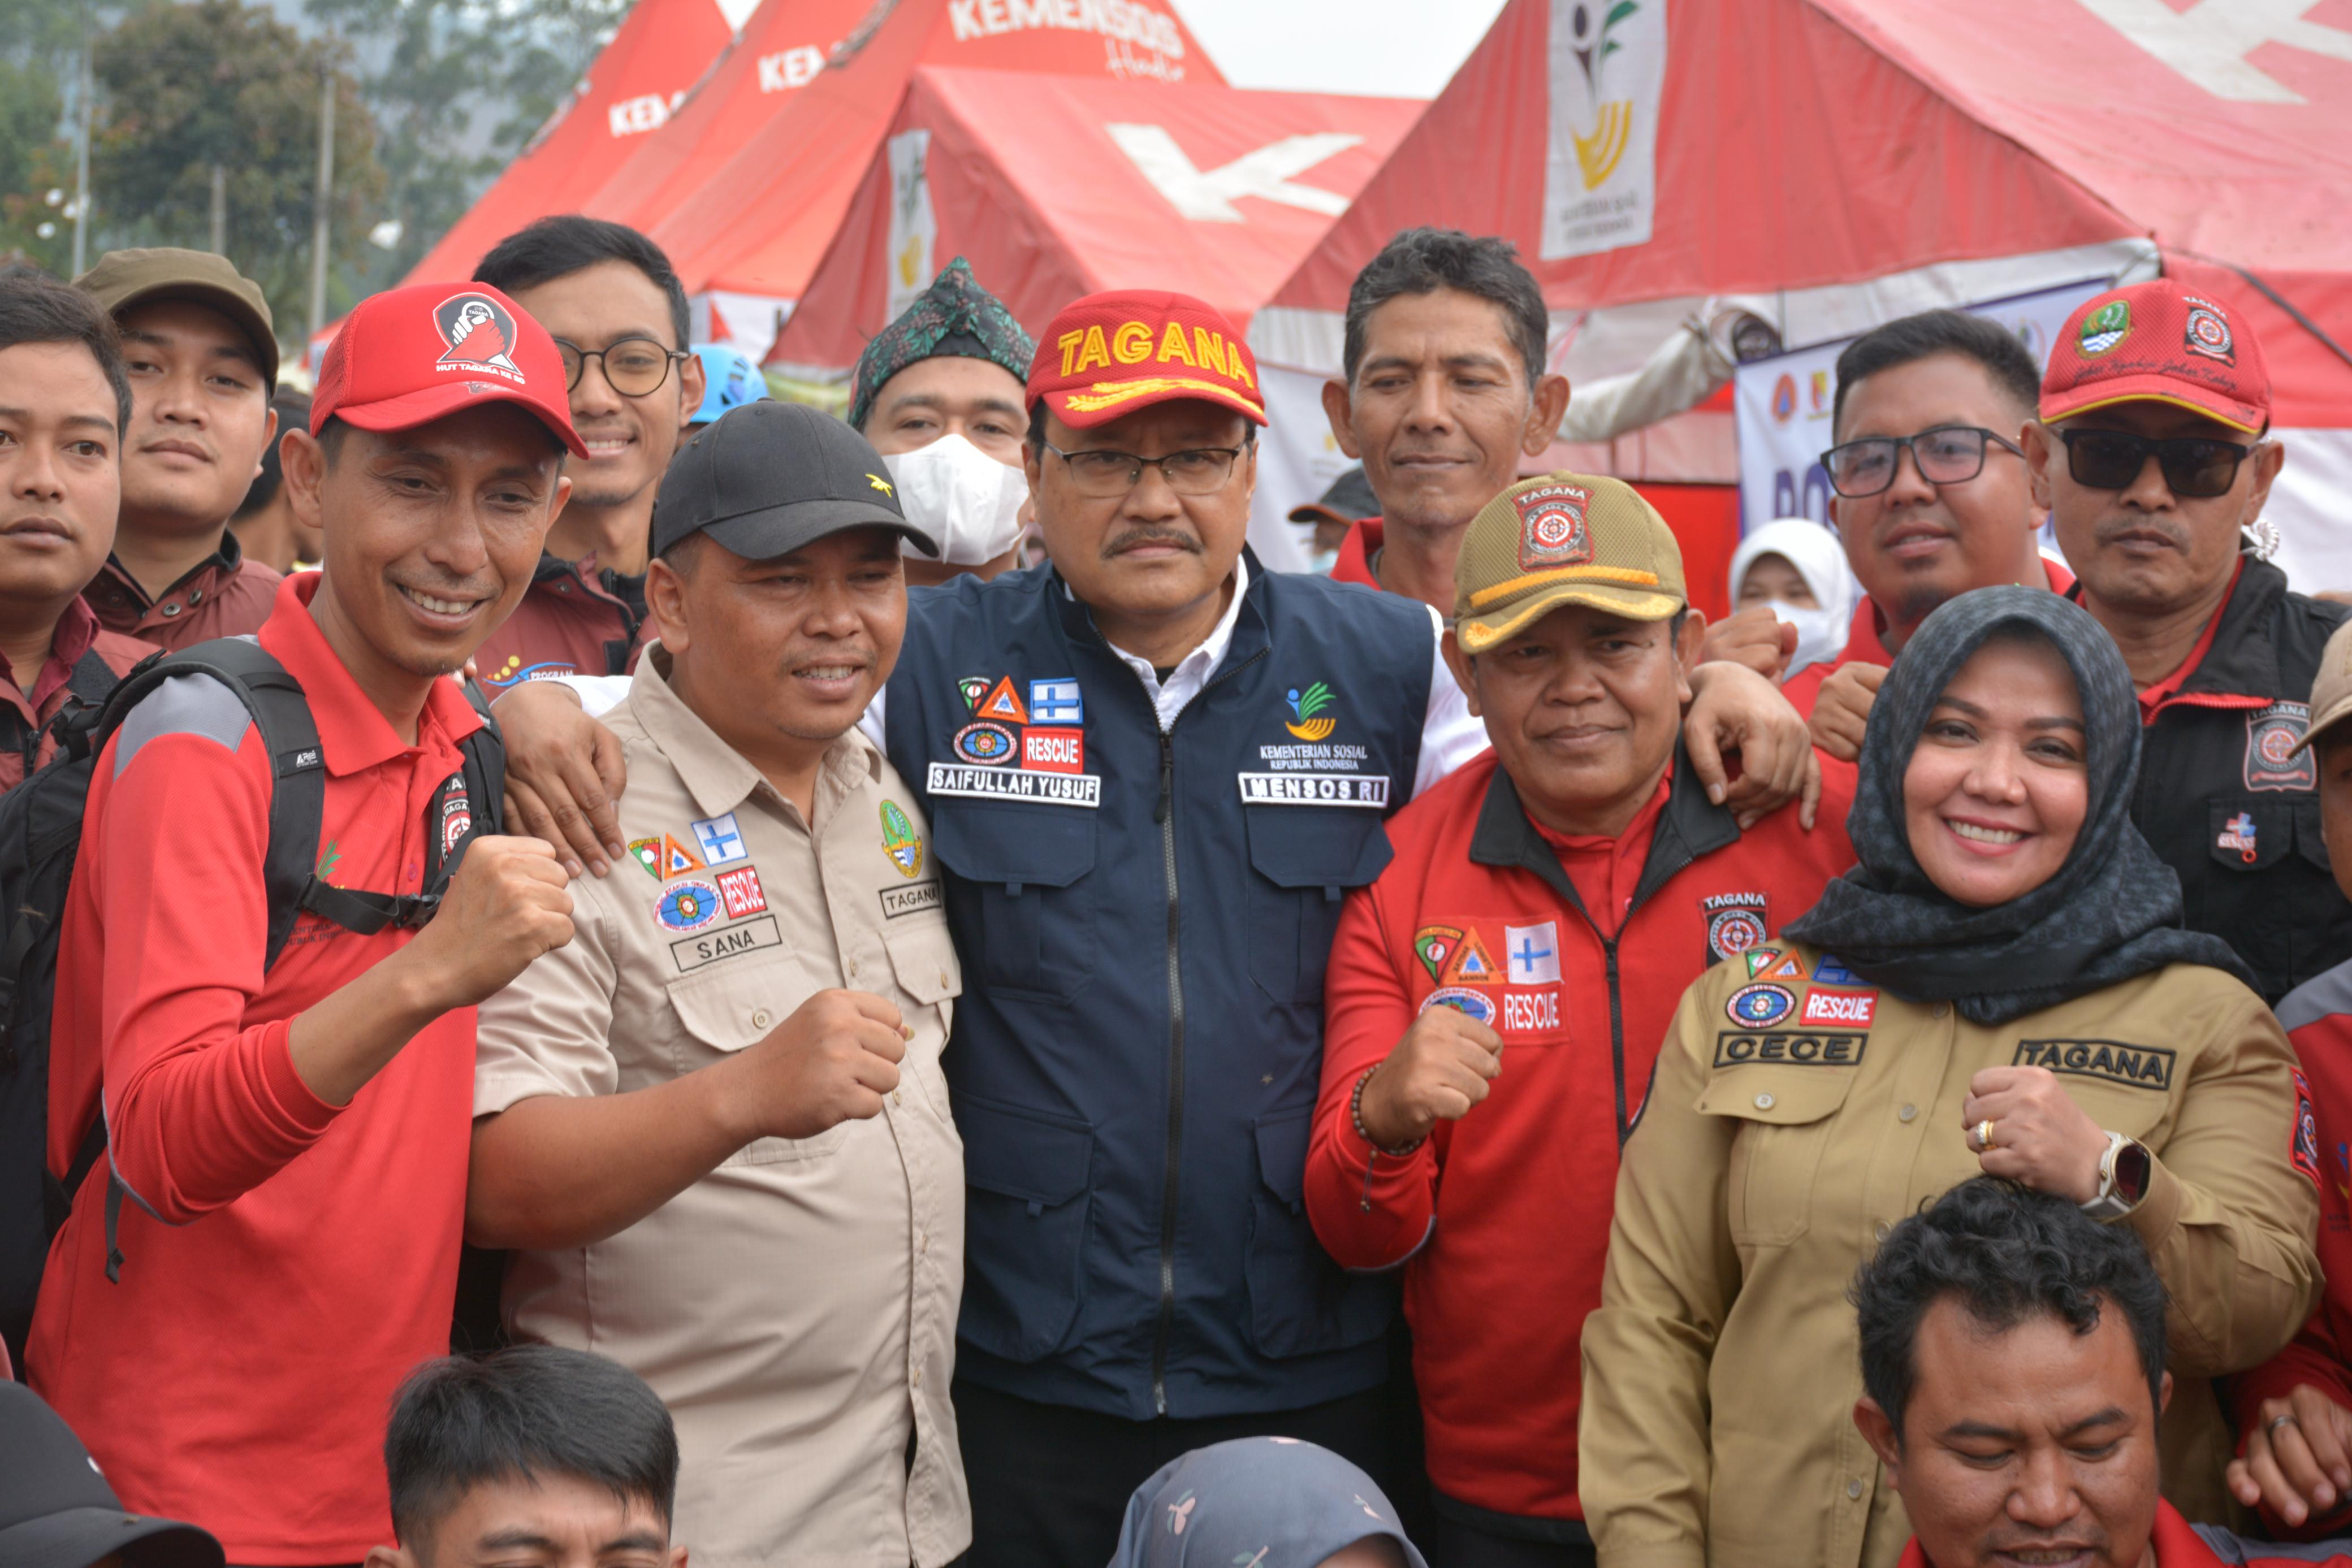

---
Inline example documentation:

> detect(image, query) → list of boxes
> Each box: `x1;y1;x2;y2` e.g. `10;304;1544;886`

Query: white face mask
883;433;1029;568
1767;599;1848;677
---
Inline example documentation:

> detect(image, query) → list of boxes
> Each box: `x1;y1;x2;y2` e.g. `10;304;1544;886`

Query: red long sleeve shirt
29;573;484;1565
1305;747;1856;1525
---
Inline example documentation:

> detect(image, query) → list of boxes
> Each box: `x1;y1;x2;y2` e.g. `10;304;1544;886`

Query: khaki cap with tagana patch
1454;473;1685;652
2295;618;2352;756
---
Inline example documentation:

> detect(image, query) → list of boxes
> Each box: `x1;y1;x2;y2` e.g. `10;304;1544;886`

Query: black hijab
1784;585;2252;1024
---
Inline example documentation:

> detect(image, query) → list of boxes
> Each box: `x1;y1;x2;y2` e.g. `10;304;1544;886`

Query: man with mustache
74;249;283;649
28;281;581;1565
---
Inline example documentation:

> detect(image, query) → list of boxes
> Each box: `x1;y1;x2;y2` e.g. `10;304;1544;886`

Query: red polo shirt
1330;516;1384;588
1780;556;2075;717
0;599;156;792
31;572;483;1565
1305;748;1857;1524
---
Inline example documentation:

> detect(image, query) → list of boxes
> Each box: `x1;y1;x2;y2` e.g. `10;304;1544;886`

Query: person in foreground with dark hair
468;215;705;705
0;266;156;798
369;1346;683;1568
228;388;320;574
1579;586;2318;1568
0;1380;222;1568
1853;1178;2352;1568
1793;307;2065;738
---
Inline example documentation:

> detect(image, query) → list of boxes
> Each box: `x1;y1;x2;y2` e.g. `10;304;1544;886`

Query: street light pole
209;162;226;254
71;42;93;276
307;60;336;347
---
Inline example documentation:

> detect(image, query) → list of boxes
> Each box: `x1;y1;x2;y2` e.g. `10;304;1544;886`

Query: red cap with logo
311;281;587;457
2039;279;2269;436
1027;289;1268;431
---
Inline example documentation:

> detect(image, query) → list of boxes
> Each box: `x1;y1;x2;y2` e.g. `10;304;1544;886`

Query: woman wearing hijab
1577;586;2320;1568
1727;517;1859;682
1110;1439;1429;1568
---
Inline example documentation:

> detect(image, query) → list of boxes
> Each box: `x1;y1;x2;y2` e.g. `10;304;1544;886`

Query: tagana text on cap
1454;473;1687;653
1028;289;1266;431
310;281;586;458
77;246;280;391
2040;279;2269;436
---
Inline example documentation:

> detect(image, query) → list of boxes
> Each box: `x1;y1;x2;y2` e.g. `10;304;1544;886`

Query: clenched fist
1808;660;1886;763
1356;1004;1505;1151
407;835;576;1010
1701;604;1799;683
1961;1065;2108;1203
720;989;911;1142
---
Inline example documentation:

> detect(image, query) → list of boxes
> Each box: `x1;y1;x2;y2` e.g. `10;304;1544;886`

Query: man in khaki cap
75;248;282;648
1301;474;1858;1566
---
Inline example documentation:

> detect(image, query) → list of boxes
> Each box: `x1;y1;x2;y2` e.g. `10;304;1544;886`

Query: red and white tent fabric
398;0;756;287
1251;0;2352;588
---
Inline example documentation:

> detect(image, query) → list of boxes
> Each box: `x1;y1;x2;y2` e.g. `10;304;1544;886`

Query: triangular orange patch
1439;928;1500;987
660;835;705;877
1761;951;1807;980
976;676;1030;725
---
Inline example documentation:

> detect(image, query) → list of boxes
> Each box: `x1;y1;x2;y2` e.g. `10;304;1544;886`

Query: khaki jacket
1579;943;2320;1568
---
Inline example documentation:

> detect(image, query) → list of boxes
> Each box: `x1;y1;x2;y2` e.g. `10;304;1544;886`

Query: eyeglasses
555;336;690;396
2057;427;2255;500
1043;443;1246;499
1821;425;2024;499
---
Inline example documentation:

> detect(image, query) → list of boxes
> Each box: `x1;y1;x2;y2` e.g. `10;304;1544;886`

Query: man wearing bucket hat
2026;278;2351;1003
1305;474;1856;1566
30;279;581;1565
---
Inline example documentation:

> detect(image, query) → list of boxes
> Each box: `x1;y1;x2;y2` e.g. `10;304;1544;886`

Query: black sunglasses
2056;428;2255;501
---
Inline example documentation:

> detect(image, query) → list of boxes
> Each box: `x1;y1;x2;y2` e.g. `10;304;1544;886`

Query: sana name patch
655;877;724;933
2012;1038;2176;1091
1713;1030;1866;1068
1420;986;1497;1025
671;914;781;973
1726;982;1796;1027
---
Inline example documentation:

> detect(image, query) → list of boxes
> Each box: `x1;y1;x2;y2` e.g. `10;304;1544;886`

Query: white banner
1541;0;1668;261
1733;278;2108;530
883;129;937;326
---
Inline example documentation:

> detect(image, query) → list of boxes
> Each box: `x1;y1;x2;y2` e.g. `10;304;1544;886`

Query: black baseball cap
652;401;938;559
0;1382;223;1568
1287;465;1377;528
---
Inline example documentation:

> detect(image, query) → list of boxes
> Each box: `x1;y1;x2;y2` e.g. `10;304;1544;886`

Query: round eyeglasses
556;336;690;397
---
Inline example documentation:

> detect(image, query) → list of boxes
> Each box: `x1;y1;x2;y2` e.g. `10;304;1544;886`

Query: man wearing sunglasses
2026;279;2347;1003
467;216;706;695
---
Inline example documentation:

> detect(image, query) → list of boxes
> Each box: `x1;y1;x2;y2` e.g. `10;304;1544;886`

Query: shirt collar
257;573;483;776
25;597;102;711
626;642;879;820
103;527;245;609
1095;552;1250;688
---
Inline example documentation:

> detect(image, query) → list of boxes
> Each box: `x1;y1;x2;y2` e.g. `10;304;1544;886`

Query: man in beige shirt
467;401;967;1567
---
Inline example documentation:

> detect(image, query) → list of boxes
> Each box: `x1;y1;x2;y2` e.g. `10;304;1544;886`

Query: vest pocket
666;957;849;1166
930;802;1099;1004
957;1093;1095;1362
1242;805;1394;1004
1697;1067;1858;1247
1244;1106;1394;1358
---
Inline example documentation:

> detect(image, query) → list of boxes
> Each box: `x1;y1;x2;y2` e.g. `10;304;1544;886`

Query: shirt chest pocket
1698;1067;1860;1248
664;956;849;1164
1243;804;1393;1006
883;920;961;1120
931;802;1098;1005
2206;798;2327;877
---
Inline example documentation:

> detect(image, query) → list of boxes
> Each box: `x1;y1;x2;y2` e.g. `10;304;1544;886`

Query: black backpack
0;636;503;1370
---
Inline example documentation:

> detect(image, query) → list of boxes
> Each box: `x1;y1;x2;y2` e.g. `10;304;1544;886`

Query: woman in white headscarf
1727;517;1860;682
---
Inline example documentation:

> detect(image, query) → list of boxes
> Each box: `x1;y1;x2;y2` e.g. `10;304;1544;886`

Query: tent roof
646;0;1228;301
768;67;1422;374
397;0;747;287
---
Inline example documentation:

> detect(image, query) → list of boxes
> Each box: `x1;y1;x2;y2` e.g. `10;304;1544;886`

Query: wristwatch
2080;1130;2153;1220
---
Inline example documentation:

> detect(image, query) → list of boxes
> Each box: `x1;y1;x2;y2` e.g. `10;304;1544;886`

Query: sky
1173;0;1511;99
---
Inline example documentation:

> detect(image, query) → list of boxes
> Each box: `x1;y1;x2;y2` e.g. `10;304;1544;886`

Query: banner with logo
1541;0;1668;261
1733;278;2108;530
882;129;937;324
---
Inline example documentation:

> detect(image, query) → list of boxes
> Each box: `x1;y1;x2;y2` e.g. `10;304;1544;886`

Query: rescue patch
954;721;1018;766
1704;892;1769;963
1713;1030;1867;1068
1028;678;1083;725
2245;703;2315;792
1799;987;1878;1028
691;813;746;867
2218;811;2258;862
1023;727;1085;774
655;877;723;933
2294;1067;2323;1188
1413;924;1464;983
671;914;781;973
1726;983;1796;1027
1438;928;1500;987
2182;295;2235;365
1420;986;1497;1025
1513;481;1596;570
716;865;767;919
1501;989;1562;1034
881;800;926;877
2012;1038;2176;1090
880;881;944;920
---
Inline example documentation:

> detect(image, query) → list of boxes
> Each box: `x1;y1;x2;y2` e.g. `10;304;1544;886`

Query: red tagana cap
1027;289;1268;431
2040;279;2269;436
312;282;587;458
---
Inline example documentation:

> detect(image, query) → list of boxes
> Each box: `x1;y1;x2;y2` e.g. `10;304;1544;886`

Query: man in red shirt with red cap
29;280;582;1565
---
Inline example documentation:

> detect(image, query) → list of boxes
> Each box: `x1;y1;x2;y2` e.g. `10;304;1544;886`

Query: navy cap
652;401;937;560
0;1382;223;1568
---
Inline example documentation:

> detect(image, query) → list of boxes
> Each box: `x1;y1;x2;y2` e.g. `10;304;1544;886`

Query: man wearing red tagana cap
29;279;580;1564
2021;278;2351;1003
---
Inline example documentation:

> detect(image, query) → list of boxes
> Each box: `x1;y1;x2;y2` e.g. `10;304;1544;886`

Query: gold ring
1975;1119;1998;1150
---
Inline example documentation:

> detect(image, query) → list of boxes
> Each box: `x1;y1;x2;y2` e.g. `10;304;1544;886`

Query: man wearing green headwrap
850;258;1036;586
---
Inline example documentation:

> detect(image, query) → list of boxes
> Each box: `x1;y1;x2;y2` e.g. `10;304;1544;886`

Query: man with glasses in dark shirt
466;217;706;703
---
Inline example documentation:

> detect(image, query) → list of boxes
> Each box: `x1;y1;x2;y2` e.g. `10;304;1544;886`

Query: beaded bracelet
1351;1065;1427;1159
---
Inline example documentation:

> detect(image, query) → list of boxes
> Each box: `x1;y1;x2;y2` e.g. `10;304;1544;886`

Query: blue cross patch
1030;678;1083;726
691;812;748;867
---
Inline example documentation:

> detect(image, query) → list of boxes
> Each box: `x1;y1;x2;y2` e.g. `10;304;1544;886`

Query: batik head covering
1784;585;2254;1024
1110;1439;1429;1568
846;257;1035;431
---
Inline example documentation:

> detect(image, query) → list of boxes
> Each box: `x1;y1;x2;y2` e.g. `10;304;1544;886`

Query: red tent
1251;0;2352;589
397;0;752;287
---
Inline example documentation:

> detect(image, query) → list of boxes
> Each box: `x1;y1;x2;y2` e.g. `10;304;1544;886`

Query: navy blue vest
885;553;1432;1419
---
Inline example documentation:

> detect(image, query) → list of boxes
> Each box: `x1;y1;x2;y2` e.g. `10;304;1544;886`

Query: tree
0;0;92;272
89;0;386;337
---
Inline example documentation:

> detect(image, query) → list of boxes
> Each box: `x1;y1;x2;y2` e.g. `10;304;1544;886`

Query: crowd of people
1;203;2350;1568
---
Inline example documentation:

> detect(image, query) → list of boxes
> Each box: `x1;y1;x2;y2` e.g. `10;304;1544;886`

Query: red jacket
470;550;648;692
1330;516;1383;588
31;573;484;1563
1305;747;1856;1526
1899;1500;2352;1567
1780;557;2075;717
0;599;156;792
2235;954;2352;1536
83;532;281;652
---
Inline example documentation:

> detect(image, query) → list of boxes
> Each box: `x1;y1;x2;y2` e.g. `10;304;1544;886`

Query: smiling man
2026;280;2349;1004
469;217;706;692
74;249;283;649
